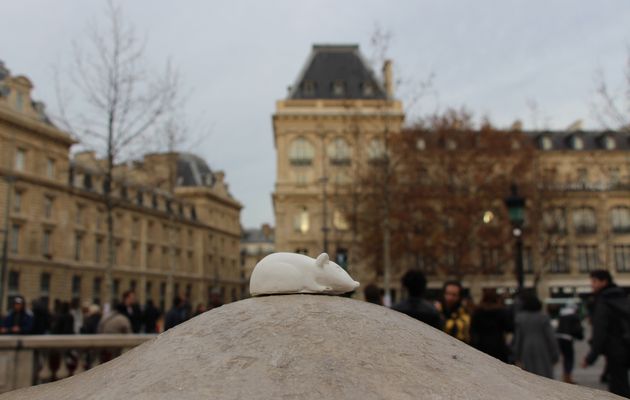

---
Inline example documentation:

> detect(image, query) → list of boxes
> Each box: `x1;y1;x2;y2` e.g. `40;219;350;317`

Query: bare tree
56;0;180;308
593;49;630;132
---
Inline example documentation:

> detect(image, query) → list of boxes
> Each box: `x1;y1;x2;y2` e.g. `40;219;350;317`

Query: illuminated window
333;210;349;230
293;207;310;233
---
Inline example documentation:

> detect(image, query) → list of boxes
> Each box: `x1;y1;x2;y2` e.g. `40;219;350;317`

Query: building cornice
0;106;76;146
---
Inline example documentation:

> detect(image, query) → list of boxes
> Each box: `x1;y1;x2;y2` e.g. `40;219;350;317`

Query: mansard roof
288;44;387;100
526;130;630;150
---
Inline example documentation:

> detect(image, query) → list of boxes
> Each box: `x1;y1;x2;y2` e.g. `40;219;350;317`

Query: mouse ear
316;253;329;267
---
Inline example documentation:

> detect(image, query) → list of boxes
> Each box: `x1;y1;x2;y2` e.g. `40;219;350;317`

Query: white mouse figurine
249;252;360;296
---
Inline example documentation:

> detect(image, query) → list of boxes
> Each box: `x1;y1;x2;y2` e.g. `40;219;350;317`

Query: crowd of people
0;290;224;336
366;268;630;398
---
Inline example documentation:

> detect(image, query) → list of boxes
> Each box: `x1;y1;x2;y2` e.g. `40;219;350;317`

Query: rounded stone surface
1;295;621;400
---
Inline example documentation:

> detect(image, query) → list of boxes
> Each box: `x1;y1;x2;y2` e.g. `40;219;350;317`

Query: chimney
382;60;394;98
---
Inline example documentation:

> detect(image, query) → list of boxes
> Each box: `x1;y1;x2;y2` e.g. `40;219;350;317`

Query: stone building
272;44;404;287
0;61;242;312
272;45;630;301
240;223;274;288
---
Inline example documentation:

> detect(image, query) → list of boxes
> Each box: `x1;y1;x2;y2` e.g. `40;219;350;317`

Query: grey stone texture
1;295;622;399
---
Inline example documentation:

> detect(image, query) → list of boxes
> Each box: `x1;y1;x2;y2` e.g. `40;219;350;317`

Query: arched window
572;136;584;150
604;135;616;150
573;207;597;234
611;206;630;233
543;207;567;233
540;136;553;150
367;138;386;161
293;207;309;233
328;137;351;165
289;137;314;166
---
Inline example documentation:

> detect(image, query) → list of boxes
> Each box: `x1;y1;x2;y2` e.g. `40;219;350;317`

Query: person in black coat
582;269;630;397
164;296;186;331
31;297;51;335
556;305;583;383
143;300;161;334
392;270;443;329
470;291;512;362
120;291;143;333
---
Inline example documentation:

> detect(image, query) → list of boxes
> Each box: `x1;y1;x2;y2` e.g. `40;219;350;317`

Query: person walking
119;291;143;333
581;269;630;397
1;296;33;334
437;281;471;343
143;300;160;334
392;270;443;329
470;291;512;362
556;305;583;384
513;292;559;378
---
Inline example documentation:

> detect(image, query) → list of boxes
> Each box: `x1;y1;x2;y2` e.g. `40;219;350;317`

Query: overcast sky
2;1;630;228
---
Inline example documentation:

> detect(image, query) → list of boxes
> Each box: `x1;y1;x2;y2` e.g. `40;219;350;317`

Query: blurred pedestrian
513;292;559;378
1;296;33;334
208;290;223;311
143;300;160;333
556;304;583;384
49;301;78;379
392;270;443;329
470;291;512;362
31;297;51;335
119;291;143;333
364;284;382;305
80;304;102;334
164;296;186;331
69;298;83;334
97;304;132;334
581;270;630;397
51;301;75;334
193;303;206;317
437;281;471;343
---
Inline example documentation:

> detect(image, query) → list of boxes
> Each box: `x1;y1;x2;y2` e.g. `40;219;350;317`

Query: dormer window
416;139;426;150
605;135;616;150
541;136;553;150
331;80;345;97
572;136;584;150
362;82;374;96
445;139;457;150
303;80;316;96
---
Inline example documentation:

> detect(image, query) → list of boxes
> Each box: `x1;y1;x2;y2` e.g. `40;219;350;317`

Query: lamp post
504;184;526;293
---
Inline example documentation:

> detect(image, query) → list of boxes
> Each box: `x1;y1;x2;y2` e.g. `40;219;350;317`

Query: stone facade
272;45;630;302
240;224;274;287
272;44;404;290
0;62;242;312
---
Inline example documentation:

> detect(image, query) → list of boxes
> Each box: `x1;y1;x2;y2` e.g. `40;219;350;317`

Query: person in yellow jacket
436;280;471;343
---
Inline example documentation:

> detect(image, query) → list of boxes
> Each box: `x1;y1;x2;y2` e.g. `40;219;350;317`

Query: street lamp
504;184;526;292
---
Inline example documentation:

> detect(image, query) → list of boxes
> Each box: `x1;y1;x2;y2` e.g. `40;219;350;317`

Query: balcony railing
0;334;155;394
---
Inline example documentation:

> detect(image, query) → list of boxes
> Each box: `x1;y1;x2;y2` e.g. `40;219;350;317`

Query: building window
481;246;501;274
12;190;22;213
74;233;83;261
367;138;386;161
577;245;599;273
10;224;20;254
605;135;616;150
185;283;192;300
43;195;53;219
130;242;138;265
132;217;140;237
573;207;597;235
416;138;426;150
543;207;567;234
548;246;569;273
328;137;352;165
540;136;553;150
40;272;51;299
42;229;52;256
611;207;630;233
289;137;314;166
303;80;316;96
331;80;345;97
14;148;25;171
145;281;153;301
362;82;374;96
15;92;24;111
95;237;103;263
8;271;19;296
614;245;630;272
93;277;102;305
159;282;166;311
293;207;309;233
113;279;120;300
333;210;349;231
610;167;621;187
445;139;457;150
572;136;584;150
46;158;55;179
72;275;81;300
